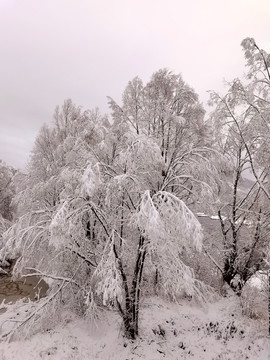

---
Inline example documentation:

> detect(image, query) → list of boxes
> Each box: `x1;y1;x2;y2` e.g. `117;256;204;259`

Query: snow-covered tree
92;191;208;339
208;38;270;295
108;69;219;212
0;160;17;253
0;72;218;340
0;160;16;221
0;101;109;304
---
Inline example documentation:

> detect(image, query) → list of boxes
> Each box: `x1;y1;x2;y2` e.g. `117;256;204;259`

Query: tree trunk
120;235;146;339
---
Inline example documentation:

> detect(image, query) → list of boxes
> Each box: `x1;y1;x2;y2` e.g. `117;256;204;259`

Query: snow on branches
81;163;101;198
93;232;124;306
134;190;203;252
132;190;205;301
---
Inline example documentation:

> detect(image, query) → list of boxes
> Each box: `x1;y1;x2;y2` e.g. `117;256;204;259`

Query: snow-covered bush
240;272;268;320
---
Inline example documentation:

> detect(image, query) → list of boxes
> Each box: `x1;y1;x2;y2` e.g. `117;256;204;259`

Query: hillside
0;295;269;360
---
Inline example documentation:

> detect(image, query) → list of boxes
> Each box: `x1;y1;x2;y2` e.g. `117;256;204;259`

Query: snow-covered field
0;295;269;360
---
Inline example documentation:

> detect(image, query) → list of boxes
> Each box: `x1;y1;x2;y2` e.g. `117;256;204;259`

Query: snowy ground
0;295;269;360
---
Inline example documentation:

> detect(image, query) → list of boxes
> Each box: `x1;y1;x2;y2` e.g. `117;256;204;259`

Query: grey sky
1;0;269;169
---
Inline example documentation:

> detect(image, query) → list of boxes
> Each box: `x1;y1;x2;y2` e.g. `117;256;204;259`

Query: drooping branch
112;235;130;312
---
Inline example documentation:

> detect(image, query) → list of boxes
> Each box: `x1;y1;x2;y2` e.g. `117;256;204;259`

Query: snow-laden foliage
0;210;52;277
130;190;212;302
134;190;202;252
49;201;69;250
81;163;101;198
93;233;124;306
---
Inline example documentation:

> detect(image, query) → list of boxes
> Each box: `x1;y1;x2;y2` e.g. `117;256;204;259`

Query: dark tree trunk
116;235;147;339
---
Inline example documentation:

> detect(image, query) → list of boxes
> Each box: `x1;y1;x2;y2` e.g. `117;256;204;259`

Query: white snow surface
0;296;269;359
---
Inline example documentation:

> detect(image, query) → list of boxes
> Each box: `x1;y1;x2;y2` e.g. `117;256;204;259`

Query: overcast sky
1;0;270;169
